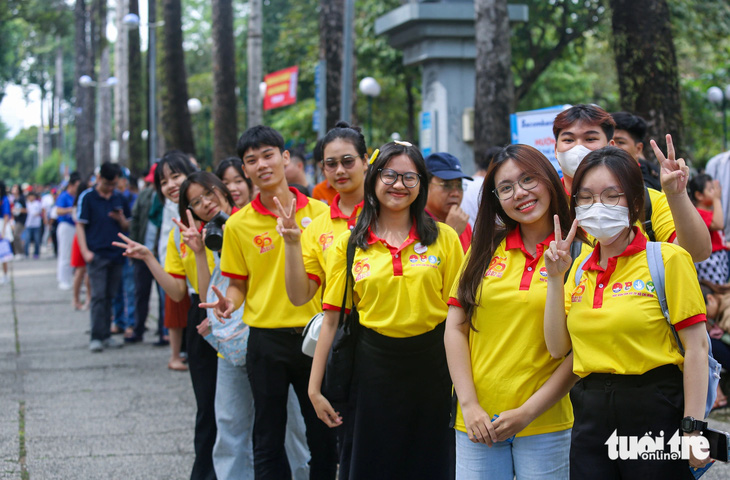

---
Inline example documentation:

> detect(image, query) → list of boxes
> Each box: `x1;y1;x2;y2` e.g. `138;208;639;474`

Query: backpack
574;241;721;419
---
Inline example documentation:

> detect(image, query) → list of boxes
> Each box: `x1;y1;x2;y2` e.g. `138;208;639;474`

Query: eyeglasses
574;188;625;208
431;180;463;192
378;168;420;188
189;188;217;210
323;155;360;172
493;175;539;200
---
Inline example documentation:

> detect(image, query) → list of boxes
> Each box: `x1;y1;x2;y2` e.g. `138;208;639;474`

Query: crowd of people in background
2;103;730;479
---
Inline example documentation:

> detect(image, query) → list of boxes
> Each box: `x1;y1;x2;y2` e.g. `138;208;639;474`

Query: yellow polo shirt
164;227;216;295
301;194;363;286
220;188;328;329
448;227;573;437
323;222;463;338
565;228;706;378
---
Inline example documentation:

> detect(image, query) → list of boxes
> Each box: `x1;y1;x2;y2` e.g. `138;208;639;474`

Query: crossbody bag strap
643;186;656;242
646;241;685;355
338;239;357;327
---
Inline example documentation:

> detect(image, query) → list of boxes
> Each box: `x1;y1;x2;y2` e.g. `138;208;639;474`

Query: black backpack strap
643;186;656;242
338;239;357;326
563;239;584;284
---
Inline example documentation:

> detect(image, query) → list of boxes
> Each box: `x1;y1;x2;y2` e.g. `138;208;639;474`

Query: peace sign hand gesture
173;209;205;254
544;215;579;278
652;134;689;196
112;232;153;261
274;196;301;245
198;284;234;322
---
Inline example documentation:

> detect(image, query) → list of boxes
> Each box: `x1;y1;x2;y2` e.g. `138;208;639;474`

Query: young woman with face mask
544;146;711;478
309;141;464;478
445;145;582;479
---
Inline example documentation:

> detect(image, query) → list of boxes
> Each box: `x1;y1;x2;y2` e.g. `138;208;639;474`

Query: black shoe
124;334;143;343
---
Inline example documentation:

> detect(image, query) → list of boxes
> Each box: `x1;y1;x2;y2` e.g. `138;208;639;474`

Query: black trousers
187;295;219;480
132;259;152;339
347;322;454;480
570;364;694;480
246;327;338;480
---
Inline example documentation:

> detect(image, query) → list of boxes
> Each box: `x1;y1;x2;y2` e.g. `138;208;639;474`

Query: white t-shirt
41;193;56;220
461;175;485;228
25;200;43;228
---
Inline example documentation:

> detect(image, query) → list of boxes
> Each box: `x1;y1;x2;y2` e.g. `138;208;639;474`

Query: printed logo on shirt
646;281;656;293
633;279;645;291
539;267;548;278
253;233;274;254
414;242;428;254
301;216;313;229
180;242;187;258
408;253;441;268
353;258;371;281
611;278;655;299
485;256;507;278
624;282;632;291
572;278;587;303
612;283;622;294
319;232;334;251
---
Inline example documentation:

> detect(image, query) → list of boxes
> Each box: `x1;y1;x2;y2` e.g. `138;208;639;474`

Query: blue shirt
56;191;75;225
1;196;10;218
77;187;130;262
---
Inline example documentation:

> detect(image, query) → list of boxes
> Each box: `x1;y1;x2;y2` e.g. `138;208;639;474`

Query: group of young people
106;102;719;480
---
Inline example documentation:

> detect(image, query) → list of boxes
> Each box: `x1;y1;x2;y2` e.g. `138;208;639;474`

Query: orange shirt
311;179;338;205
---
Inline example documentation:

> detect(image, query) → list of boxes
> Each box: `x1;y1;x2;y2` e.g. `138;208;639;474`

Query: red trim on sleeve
674;314;707;331
323;303;351;314
169;273;186;279
306;273;322;287
221;271;247;280
447;297;462;308
668;231;677;244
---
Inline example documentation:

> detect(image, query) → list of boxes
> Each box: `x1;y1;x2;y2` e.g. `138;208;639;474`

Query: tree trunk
54;39;64;155
319;0;343;130
128;0;145;176
247;0;262;129
99;44;113;165
474;0;514;152
210;0;238;165
115;0;129;167
158;0;195;154
74;0;95;179
610;0;682;158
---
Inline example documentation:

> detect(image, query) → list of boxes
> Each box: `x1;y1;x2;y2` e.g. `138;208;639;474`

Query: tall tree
127;0;145;175
74;0;95;178
319;0;343;130
247;0;262;128
158;0;195;154
98;0;112;165
610;0;682;155
211;0;238;162
474;0;514;150
115;0;129;167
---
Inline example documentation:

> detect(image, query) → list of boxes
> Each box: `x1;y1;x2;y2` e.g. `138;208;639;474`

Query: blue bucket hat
425;152;473;181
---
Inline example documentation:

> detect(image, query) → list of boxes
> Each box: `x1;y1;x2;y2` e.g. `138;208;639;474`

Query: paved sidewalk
0;257;195;479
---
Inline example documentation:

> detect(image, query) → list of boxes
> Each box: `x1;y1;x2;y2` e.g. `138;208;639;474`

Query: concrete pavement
0;256;195;479
1;255;730;478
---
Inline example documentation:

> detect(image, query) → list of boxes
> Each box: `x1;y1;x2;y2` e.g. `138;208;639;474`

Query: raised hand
198;284;235;321
273;196;301;244
445;204;470;236
652;134;689;196
112;232;152;261
544;215;579;277
173;209;205;254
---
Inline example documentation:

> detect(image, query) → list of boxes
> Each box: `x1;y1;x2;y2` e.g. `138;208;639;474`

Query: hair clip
369;149;380;165
394;140;413;147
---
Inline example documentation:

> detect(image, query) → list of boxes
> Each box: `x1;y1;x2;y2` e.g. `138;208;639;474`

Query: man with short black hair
611;111;661;190
76;162;131;352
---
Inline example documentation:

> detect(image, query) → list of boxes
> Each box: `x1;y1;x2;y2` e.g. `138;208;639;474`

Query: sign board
420;111;434;157
263;66;299;111
510;104;570;175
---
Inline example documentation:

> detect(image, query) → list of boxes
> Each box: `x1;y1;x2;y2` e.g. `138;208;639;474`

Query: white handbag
301;312;324;357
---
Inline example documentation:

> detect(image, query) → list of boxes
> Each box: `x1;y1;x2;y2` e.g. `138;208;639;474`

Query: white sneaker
102;337;124;349
58;282;72;291
89;340;103;352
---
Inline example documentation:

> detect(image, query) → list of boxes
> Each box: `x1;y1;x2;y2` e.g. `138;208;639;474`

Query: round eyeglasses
322;155;360;172
189;188;217;210
574;188;625;208
493;175;539;200
378;168;420;188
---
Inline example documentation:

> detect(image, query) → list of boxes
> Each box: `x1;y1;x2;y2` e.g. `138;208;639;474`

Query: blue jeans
24;226;41;257
455;428;570;480
213;358;311;480
113;258;136;329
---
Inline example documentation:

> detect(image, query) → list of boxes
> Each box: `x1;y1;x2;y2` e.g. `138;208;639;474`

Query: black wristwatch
681;416;707;433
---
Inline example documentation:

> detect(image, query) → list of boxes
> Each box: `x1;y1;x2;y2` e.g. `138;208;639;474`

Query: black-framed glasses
322;155;360;172
189;188;217;210
493;175;539;200
378;168;420;188
574;188;626;208
431;180;464;192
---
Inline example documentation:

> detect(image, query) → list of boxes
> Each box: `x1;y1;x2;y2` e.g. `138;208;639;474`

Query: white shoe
58;282;72;291
102;337;124;349
89;340;103;352
0;276;7;285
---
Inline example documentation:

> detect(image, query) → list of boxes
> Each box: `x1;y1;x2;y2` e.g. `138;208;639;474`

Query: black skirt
346;321;454;480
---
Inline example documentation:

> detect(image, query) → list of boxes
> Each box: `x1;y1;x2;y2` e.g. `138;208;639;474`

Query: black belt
270;327;305;335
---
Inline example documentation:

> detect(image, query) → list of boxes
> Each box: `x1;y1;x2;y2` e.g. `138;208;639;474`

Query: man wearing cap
425;152;473;253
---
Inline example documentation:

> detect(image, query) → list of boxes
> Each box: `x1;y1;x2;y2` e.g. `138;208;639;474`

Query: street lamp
707;85;730;151
359;77;381;147
124;12;165;169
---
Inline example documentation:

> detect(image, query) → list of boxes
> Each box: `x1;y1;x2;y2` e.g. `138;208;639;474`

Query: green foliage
34;149;62;185
0;126;39;184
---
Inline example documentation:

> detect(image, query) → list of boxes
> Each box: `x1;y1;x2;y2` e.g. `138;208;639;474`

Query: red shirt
697;208;728;253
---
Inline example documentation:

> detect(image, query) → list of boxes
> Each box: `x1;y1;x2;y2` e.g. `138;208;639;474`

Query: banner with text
510;105;571;176
264;66;299;111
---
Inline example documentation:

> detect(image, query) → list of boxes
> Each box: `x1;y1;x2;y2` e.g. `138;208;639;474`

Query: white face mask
575;204;630;245
556;145;592;178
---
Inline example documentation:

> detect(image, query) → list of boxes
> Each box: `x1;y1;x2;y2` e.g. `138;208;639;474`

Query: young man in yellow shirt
204;126;336;479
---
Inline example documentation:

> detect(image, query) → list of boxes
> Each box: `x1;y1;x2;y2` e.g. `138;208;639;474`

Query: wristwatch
681;416;707;433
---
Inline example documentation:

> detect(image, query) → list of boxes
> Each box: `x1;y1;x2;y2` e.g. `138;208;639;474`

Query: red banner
263;66;298;111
